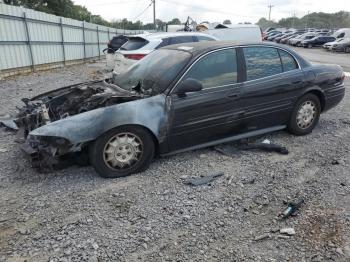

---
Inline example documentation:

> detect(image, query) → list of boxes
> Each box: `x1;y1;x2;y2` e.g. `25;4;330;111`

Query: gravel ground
0;61;350;262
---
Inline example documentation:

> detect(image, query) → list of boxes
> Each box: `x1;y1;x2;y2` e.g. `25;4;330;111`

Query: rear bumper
324;85;345;112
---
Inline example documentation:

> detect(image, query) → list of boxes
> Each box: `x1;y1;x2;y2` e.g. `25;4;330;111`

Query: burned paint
29;94;168;144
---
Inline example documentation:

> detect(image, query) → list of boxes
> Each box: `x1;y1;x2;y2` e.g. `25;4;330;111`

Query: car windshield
113;49;192;95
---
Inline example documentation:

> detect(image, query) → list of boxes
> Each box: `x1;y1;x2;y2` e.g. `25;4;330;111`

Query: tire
287;93;321;136
89;126;155;178
345;47;350;53
308;44;312;48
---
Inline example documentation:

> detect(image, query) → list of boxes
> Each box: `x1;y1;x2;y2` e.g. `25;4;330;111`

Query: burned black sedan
7;42;345;178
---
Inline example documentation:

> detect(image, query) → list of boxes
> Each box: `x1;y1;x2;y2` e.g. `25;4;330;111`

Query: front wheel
287;94;321;136
89;126;155;178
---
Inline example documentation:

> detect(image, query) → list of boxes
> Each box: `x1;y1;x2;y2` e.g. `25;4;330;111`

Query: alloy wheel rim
103;132;143;170
296;101;316;129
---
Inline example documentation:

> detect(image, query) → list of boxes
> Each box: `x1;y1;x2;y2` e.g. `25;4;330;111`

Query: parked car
280;34;301;44
322;38;347;50
287;34;304;45
205;24;263;42
9;42;345;178
264;31;281;40
264;27;276;33
267;33;283;41
112;32;218;76
330;38;350;52
290;34;316;46
333;28;350;39
274;33;294;43
301;36;336;48
103;35;128;53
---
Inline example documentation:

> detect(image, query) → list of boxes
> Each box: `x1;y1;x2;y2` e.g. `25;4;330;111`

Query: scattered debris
281;199;304;219
214;141;289;157
280;227;296;236
184;172;224;186
331;159;340;165
0;119;18;130
254;233;271;241
262;139;271;144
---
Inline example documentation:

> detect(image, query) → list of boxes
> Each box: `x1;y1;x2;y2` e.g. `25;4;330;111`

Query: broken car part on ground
2;42;345;178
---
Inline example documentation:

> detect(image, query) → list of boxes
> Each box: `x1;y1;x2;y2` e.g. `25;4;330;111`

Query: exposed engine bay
14;79;144;137
0;79;150;170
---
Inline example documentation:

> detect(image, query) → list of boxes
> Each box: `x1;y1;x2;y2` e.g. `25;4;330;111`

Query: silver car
112;32;217;78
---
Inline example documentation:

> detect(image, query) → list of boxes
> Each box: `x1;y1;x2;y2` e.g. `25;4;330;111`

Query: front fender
29;94;168;144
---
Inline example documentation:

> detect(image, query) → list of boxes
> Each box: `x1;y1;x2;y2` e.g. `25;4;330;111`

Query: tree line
3;1;349;31
3;0;182;30
257;11;350;30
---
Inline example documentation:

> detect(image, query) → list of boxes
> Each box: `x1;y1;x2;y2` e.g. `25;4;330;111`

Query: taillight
124;54;146;60
341;72;345;82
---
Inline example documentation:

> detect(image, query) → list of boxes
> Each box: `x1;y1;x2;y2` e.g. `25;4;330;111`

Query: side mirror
175;78;203;95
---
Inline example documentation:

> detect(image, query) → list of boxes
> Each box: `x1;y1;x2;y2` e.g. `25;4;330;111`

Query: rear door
167;48;244;151
239;46;304;132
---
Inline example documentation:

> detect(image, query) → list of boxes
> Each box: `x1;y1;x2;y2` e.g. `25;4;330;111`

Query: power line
89;0;141;7
159;0;261;19
133;0;153;20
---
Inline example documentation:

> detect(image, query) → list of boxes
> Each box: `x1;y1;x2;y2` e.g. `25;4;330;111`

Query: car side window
181;49;237;89
170;36;196;45
278;49;298;72
243;47;282;81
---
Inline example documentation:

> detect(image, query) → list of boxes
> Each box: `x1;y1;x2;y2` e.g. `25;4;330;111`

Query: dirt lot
0;54;350;262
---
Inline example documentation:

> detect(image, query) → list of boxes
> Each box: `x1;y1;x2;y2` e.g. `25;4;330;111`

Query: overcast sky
73;0;349;24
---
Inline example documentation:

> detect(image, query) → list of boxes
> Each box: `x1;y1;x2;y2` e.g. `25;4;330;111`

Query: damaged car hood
3;79;169;145
29;94;168;144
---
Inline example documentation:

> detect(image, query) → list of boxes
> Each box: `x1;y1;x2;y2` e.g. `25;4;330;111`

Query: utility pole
292;12;296;28
153;0;156;31
306;10;310;29
268;5;274;21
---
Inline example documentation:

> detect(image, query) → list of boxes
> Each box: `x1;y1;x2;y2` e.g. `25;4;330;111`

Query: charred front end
13;79;144;169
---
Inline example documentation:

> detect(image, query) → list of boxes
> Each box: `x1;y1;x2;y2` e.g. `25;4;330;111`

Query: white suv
112;32;218;77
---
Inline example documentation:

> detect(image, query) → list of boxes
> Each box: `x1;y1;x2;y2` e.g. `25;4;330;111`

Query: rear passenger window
278;50;298;72
243;47;282;81
170;36;195;45
182;49;237;89
121;38;148;51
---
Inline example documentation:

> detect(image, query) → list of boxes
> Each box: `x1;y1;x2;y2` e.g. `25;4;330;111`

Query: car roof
130;31;217;40
162;41;288;56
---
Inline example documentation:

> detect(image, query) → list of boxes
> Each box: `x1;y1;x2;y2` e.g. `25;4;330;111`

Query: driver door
167;48;244;151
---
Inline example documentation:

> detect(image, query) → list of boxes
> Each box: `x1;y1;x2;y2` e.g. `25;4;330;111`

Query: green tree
168;18;181;25
223;19;232;24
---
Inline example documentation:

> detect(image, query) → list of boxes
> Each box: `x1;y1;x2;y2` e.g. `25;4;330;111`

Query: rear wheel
287;94;321;136
345;47;350;53
89;126;155;178
308;44;312;48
